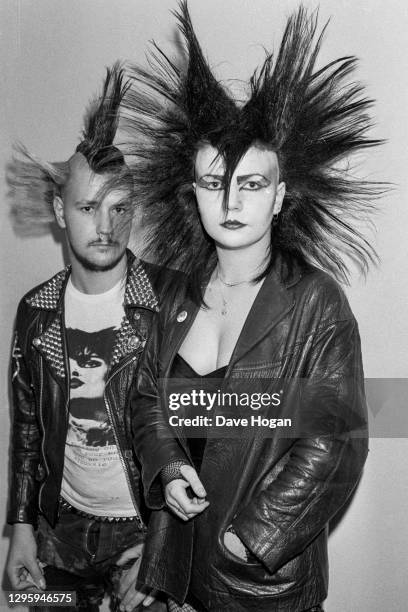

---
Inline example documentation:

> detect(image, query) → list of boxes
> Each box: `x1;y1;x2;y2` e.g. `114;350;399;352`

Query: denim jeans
33;506;146;611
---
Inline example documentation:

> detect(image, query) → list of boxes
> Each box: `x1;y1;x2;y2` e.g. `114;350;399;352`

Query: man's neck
70;255;127;295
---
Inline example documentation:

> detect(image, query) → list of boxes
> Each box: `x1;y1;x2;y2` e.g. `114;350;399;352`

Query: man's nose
95;207;113;236
226;185;243;213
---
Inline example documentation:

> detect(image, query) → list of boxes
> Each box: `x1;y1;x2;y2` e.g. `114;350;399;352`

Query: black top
169;353;227;471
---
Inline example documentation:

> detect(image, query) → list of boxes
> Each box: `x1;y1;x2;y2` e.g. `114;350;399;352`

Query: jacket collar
124;256;159;312
26;267;70;311
26;250;159;313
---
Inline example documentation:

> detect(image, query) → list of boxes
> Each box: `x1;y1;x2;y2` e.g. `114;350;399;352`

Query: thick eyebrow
236;174;270;185
75;199;99;206
197;173;224;181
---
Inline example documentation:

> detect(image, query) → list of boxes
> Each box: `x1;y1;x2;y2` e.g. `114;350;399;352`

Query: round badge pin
177;311;188;323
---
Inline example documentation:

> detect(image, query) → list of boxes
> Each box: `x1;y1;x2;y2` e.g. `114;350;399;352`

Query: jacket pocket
218;526;262;568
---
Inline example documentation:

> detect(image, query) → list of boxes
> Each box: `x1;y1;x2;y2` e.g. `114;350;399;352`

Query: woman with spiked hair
126;3;381;610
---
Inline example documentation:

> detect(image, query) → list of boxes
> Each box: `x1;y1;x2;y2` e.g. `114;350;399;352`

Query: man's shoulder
19;267;70;312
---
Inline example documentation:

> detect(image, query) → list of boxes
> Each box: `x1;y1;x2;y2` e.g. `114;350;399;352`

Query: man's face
54;154;132;272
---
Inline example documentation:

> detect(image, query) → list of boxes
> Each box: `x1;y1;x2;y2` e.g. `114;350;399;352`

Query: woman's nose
226;185;243;212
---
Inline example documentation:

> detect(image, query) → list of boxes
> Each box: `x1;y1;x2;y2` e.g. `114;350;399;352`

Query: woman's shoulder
289;263;356;327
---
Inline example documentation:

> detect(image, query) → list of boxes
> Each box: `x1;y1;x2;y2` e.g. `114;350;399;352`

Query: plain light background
0;1;407;610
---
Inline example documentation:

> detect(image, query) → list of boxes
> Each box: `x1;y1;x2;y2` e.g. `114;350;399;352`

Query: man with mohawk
123;2;382;611
6;65;167;611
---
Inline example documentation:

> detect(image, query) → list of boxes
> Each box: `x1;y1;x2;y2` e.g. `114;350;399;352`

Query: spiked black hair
8;63;130;234
76;63;130;171
121;2;383;292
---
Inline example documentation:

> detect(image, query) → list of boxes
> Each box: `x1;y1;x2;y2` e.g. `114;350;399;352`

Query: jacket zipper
37;326;49;515
60;310;71;425
104;354;144;528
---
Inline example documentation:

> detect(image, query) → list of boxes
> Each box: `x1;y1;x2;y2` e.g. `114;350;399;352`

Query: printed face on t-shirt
69;354;107;398
68;327;115;399
66;327;116;447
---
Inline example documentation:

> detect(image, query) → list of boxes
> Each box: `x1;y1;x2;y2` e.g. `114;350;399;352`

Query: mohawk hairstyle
8;62;129;234
76;62;130;171
121;2;383;290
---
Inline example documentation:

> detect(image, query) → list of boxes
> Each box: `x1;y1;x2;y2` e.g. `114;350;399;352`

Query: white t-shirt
60;277;135;516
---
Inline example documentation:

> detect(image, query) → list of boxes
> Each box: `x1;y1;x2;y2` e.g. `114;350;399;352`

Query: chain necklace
216;264;255;287
215;266;253;316
217;281;228;316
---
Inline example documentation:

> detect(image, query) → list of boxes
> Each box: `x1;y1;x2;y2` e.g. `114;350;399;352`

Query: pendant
221;297;227;316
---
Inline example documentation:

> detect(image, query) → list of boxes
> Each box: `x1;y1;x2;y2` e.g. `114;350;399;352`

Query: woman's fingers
165;479;209;519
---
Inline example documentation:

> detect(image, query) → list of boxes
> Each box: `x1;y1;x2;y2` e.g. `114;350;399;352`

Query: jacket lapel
110;259;159;369
33;314;66;380
227;269;295;371
124;259;159;312
110;315;144;368
155;299;200;453
28;268;70;383
160;300;200;377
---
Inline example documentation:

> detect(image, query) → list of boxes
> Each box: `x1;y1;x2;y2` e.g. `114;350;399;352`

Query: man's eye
80;206;94;213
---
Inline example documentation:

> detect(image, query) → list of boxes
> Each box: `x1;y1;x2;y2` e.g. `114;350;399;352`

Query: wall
1;1;407;610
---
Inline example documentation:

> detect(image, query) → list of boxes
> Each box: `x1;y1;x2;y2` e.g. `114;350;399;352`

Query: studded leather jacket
8;251;170;529
131;257;369;611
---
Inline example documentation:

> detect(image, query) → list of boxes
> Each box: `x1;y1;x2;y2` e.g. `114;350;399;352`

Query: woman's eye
200;179;224;191
242;181;262;191
210;182;223;190
86;359;101;368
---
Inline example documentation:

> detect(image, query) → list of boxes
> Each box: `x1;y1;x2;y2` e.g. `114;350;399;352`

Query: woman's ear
273;182;286;215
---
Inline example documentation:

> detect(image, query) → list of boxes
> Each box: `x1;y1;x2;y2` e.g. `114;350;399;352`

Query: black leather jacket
8;252;168;529
131;257;368;612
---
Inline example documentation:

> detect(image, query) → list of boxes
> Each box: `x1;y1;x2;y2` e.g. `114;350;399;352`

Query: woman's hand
164;465;209;521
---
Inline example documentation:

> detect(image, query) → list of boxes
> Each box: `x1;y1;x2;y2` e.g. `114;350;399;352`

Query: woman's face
193;144;285;251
